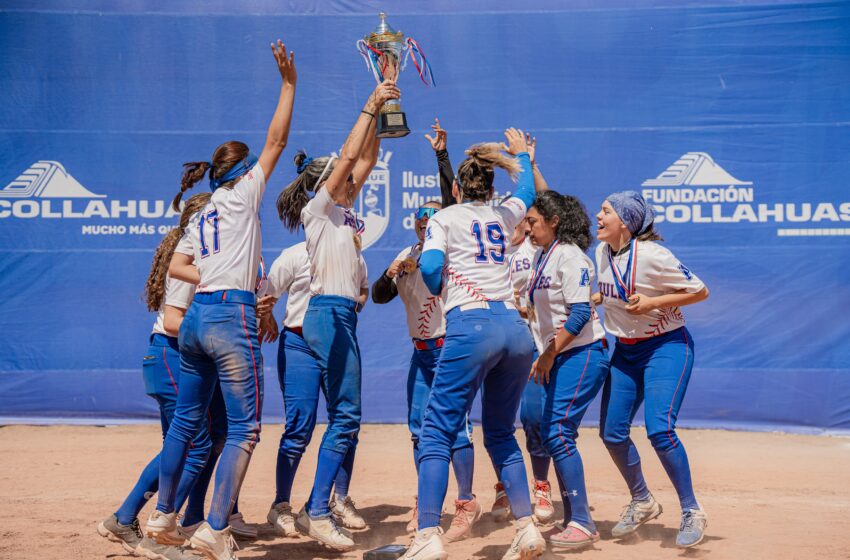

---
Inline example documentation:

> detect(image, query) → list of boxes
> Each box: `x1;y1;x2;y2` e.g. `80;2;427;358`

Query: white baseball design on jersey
302;187;365;301
263;241;368;329
175;164;266;293
507;237;537;312
422;198;527;312
151;275;196;336
527;242;605;354
595;241;705;338
393;243;447;339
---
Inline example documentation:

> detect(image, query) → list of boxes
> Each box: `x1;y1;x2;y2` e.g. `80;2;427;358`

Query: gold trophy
357;13;435;138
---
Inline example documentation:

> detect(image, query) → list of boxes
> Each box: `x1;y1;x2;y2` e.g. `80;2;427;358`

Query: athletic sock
451;445;475;501
306;447;346;517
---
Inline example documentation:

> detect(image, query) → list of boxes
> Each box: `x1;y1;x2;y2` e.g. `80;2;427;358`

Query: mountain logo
0;161;105;198
642;152;752;187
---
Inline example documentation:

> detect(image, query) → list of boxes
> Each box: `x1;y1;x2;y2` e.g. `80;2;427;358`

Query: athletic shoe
294;506;355;551
267;501;299;537
491;482;512;521
676;508;708;548
401;526;447;560
502;516;545;560
611;494;663;538
179;521;203;539
406;497;418;533
549;521;601;549
136;537;198;560
330;495;368;530
531;480;555;524
444;496;482;542
147;510;185;546
189;522;238;560
228;513;257;540
97;514;143;554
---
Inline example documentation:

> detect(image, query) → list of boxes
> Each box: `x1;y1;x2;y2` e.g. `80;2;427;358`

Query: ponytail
276;151;335;232
456;143;521;202
173;161;211;212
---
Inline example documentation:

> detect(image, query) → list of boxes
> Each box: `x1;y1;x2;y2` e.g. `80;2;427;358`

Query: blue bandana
297;156;314;174
209;152;258;191
607;190;655;235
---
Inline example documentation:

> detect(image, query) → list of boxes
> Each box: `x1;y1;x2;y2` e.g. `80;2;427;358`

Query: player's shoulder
432;203;467;223
557;241;588;261
640;240;675;260
395;244;416;261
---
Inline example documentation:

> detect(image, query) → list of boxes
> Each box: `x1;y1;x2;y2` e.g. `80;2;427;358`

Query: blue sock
274;453;301;505
232;498;240;515
530;454;551;482
499;461;533;519
116;454;160;525
605;439;650;501
417;457;450;529
306;447;346;517
554;468;570;521
207;445;252;530
451;446;475;501
412;442;420;474
553;453;595;532
656;445;699;511
183;447;221;527
333;446;356;499
156;436;190;514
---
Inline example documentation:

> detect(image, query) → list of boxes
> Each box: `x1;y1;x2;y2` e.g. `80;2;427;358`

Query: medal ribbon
527;240;559;306
607;238;638;302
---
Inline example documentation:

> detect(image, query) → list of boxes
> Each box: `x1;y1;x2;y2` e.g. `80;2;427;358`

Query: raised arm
525;133;549;193
425;118;456;208
258;40;298;180
325;79;400;204
352;117;381;189
502;128;536;209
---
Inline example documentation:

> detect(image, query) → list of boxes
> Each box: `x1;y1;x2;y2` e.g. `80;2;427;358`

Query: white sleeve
496;197;528;233
174;233;194;256
422;214;448;255
649;246;705;293
265;251;297;299
302;186;334;221
560;256;594;304
163;277;196;310
233;163;266;212
359;257;369;290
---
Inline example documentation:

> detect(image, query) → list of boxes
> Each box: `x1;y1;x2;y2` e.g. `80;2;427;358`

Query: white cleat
401;526;448;560
502;516;545;560
295;506;355;551
189;522;238;560
146;510;185;546
330;495;368;530
267;501;300;537
227;513;257;540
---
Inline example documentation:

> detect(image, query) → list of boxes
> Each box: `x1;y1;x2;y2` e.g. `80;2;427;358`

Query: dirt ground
1;424;848;560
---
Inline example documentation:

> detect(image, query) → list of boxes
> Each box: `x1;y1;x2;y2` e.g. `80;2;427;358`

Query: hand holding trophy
357;12;435;138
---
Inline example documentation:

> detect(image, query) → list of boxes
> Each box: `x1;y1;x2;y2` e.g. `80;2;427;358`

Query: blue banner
1;0;848;433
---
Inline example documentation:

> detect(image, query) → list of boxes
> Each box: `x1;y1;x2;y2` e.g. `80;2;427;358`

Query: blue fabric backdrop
1;0;848;433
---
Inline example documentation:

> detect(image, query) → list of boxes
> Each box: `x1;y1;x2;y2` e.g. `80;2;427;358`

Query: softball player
144;40;297;560
97;193;212;560
274;78;400;551
594;190;710;548
262;237;369;537
403;129;544;560
371;200;479;541
525;192;609;549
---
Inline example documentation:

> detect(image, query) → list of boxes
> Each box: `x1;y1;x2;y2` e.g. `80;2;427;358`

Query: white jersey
595;241;705;339
264;242;368;329
508;237;537;311
175;164;266;293
151;275;196;336
423;198;527;313
527;242;605;354
393;243;447;339
302;187;364;301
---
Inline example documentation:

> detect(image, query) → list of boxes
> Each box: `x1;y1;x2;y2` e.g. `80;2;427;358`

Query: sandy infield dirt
0;424;848;560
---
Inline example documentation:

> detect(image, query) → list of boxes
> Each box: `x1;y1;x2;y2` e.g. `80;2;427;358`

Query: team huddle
96;40;711;560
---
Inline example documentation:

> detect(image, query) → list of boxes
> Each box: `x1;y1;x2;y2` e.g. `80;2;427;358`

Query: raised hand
502;127;529;156
271;39;297;87
424;117;447;151
525;132;537;164
368;79;401;111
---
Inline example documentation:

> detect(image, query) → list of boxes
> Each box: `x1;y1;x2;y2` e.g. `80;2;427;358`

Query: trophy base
376;111;410;138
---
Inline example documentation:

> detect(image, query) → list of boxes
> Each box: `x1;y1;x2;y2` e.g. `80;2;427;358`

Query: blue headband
607;190;655;235
297;156;314;174
209;152;258;191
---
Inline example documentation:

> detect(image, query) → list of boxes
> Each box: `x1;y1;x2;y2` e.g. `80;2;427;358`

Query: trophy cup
357;13;435;138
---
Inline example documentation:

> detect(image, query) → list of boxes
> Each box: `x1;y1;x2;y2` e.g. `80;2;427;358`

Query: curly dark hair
532;191;592;252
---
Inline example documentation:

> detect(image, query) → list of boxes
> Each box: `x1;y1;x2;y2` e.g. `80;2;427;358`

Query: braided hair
171;141;250;212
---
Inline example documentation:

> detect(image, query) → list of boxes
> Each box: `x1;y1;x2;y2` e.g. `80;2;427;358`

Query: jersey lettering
580;268;590;287
198;209;220;258
471;221;506;264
